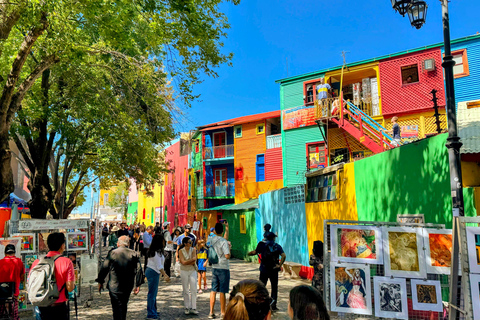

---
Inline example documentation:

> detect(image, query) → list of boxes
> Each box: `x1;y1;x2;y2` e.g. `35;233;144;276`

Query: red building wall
164;141;190;229
265;147;283;181
379;48;446;116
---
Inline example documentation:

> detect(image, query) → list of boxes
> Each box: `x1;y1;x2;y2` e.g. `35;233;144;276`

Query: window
240;215;246;234
234;125;242;138
194;140;199;153
256;123;265;135
307;142;327;170
303;78;323;105
306;171;338;203
188;199;191;212
401;64;419;85
104;193;109;205
203;217;208;230
452;49;469;78
256;154;265;182
195;171;200;187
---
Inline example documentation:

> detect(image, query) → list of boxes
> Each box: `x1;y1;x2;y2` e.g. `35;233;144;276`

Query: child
196;240;208;293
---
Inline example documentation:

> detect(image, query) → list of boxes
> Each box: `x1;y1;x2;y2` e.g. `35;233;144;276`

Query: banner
282;105;316;130
19;219;90;231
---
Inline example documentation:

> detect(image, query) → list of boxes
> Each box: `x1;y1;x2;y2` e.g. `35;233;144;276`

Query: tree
0;0;240;217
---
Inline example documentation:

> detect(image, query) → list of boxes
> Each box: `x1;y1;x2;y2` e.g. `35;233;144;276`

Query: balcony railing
203;145;234;160
205;183;235;197
314;98;380;119
266;134;282;149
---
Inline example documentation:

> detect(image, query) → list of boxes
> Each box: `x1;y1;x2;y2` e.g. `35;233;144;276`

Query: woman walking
179;236;198;315
109;226;119;248
145;234;170;319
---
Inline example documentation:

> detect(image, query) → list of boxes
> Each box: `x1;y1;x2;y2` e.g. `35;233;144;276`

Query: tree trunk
0;131;13;203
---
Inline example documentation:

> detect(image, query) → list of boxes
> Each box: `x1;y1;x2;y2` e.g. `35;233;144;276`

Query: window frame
240;215;246;234
303;78;323;106
256;123;265;135
400;63;420;86
306;142;328;170
234;125;243;138
452;49;469;78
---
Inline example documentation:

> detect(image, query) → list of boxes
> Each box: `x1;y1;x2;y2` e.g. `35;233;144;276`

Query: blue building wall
258;187;309;266
204;128;234;147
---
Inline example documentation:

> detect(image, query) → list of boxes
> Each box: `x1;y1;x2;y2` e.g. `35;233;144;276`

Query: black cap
4;244;16;254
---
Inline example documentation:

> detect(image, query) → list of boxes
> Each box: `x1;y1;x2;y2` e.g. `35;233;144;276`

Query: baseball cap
163;222;171;227
184;224;192;229
265;232;277;241
210;227;215;232
4;244;16;254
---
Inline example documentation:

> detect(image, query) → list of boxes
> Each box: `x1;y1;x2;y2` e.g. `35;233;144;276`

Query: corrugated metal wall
281;74;325;110
449;38;480;104
265;147;283;181
282;126;324;187
234;121;266;182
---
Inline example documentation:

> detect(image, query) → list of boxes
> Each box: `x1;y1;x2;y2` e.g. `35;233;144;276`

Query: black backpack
262;244;279;269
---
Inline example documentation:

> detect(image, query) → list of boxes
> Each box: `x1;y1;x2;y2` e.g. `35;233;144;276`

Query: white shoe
190;309;199;315
185;309;190;315
198;289;203;294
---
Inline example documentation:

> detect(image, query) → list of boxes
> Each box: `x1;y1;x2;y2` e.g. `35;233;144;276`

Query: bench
282;261;302;279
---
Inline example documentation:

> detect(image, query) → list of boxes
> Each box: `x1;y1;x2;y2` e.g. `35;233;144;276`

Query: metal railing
203;145;234;160
266;134;282;149
205;183;235;197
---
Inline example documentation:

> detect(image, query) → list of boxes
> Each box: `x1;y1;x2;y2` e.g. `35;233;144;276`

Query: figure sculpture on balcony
316;78;332;118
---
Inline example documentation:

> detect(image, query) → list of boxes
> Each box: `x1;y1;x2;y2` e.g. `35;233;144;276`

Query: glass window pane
453;54;463;65
453;64;464;75
319;150;325;157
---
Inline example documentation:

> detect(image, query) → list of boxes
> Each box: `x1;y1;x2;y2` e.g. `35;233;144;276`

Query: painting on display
330;262;372;315
466;227;480;274
330;225;383;265
25;254;38;281
411;279;443;312
18;292;27;310
12;233;36;253
423;229;454;274
0;238;21;259
373;277;408;320
470;274;480;320
66;232;88;251
382;227;426;278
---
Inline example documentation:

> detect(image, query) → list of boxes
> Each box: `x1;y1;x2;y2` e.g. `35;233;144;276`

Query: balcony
203;145;234;164
205;183;235;198
266;134;282;149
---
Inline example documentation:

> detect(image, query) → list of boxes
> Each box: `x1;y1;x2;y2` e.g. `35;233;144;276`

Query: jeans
102;235;107;246
36;303;69;320
164;251;172;277
109;291;131;320
146;267;160;319
260;270;279;307
180;269;197;310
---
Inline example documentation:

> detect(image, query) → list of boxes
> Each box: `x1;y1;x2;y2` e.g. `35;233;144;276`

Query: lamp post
391;0;464;317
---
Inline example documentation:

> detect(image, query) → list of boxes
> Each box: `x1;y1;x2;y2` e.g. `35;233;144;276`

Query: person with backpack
28;232;75;320
0;244;24;320
248;232;286;311
162;221;174;277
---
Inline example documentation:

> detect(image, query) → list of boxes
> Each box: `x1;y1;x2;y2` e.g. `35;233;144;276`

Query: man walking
29;233;75;319
176;224;197;248
143;226;154;270
117;222;130;237
208;222;230;319
0;244;24;319
248;232;286;311
162;222;174;277
96;236;144;320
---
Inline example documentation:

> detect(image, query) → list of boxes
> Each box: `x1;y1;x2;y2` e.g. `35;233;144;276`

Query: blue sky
178;0;480;131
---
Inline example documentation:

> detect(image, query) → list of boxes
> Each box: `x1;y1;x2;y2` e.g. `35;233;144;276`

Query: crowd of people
0;220;328;320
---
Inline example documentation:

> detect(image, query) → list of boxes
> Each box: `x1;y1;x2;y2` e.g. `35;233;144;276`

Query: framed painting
12;233;36;253
373;277;408;320
66;232;88;251
423;228;455;275
411;279;443;312
470;274;480;320
382;227;426;278
330;225;383;265
330;262;372;315
466;227;480;274
25;254;38;282
0;238;21;259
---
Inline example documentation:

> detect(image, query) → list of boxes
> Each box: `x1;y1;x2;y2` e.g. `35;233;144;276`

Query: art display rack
323;219;459;320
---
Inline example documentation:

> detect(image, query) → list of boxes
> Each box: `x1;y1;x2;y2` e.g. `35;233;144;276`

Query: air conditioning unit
423;59;435;71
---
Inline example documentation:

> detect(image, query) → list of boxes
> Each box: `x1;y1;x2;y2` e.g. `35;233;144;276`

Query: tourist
96;235;144;320
145;234;170;319
263;224;272;241
382;116;402;147
172;227;182;277
0;244;24;320
143;226;154;271
102;223;109;247
224;279;271;320
248;232;286;310
197;239;208;293
176;223;197;248
179;237;198;315
118;222;130;237
209;222;230;319
161;221;174;277
309;241;324;295
30;233;75;320
288;285;329;320
109;226;119;248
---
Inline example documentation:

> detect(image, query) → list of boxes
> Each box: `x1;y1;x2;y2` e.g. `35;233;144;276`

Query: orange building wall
234;121;266;184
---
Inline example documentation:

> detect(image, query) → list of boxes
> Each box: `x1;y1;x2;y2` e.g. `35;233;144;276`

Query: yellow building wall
99;188;116;206
234;179;284;204
305;163;358;256
462;161;480;187
136;181;165;226
383;109;447;138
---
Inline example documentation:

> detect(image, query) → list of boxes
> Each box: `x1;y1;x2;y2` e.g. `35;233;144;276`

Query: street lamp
391;0;464;318
390;0;413;16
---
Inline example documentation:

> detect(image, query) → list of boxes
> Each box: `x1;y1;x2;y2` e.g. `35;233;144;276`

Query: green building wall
223;210;258;262
354;133;476;227
127;202;138;225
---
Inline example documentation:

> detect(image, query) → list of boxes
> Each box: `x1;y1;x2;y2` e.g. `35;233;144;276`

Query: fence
203;145;234;159
323;219;461;320
266;134;282;149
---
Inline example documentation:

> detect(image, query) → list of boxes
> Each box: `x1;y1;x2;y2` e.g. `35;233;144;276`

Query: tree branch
12;134;34;173
0;7;20;42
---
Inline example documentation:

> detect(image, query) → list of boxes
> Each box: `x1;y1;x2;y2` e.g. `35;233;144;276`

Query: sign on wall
18;219;89;231
282;105;316;130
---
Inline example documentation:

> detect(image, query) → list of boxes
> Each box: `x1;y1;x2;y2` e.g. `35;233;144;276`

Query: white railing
266;134;282;149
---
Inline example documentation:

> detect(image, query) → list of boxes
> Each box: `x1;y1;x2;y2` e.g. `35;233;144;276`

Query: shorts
198;270;206;274
212;268;230;294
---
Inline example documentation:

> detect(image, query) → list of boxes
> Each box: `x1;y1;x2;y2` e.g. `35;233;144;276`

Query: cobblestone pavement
20;258;312;320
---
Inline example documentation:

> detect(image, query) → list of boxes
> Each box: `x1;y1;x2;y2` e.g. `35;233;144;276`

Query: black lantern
407;0;427;29
391;0;412;16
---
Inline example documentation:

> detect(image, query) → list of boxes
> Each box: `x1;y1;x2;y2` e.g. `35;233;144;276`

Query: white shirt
147;252;165;274
163;230;174;252
211;236;230;270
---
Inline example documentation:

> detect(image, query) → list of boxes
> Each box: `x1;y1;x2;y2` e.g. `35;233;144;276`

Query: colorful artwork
330;262;372;315
0;238;21;259
423;229;454;274
373;277;408;320
383;227;426;278
469;274;480;320
66;232;88;251
18;292;27;310
38;233;49;252
25;255;37;281
411;280;443;312
330;225;383;264
12;233;36;253
466;227;480;274
282;105;316;130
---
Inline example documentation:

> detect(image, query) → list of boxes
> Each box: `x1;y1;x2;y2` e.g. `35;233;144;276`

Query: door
256;154;265;182
214;169;227;196
213;132;226;158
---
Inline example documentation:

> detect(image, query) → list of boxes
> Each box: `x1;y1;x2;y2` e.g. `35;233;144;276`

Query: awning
198;198;259;212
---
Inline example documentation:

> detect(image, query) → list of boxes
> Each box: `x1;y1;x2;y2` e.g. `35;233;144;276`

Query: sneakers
189;309;199;315
185;309;190;315
204;284;208;291
198;289;203;294
208;313;216;319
